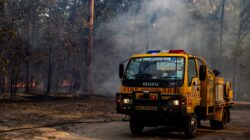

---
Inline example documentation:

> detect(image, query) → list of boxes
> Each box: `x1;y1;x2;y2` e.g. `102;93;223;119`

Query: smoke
92;0;212;94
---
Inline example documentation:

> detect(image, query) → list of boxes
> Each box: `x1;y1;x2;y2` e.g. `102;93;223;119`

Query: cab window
188;58;197;85
196;58;203;74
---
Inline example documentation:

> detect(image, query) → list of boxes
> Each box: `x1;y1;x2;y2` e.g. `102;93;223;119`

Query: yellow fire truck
116;50;234;138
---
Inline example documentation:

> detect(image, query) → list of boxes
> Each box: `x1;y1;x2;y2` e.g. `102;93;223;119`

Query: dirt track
0;96;250;140
34;110;250;140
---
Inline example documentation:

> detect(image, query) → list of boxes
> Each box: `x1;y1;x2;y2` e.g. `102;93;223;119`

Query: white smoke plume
92;0;212;94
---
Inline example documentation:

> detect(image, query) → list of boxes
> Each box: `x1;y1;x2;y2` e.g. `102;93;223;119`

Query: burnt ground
0;94;123;139
0;94;250;140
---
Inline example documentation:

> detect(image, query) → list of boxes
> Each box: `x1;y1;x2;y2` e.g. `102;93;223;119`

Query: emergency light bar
168;50;186;54
147;50;186;54
147;50;161;54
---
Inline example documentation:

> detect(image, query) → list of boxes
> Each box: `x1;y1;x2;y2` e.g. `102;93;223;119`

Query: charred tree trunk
0;0;4;12
25;0;32;94
25;46;30;94
232;1;244;100
9;64;14;97
54;74;58;95
43;78;46;95
46;2;53;96
69;69;75;94
87;0;95;95
25;0;30;94
218;0;226;70
0;0;5;99
0;76;4;99
219;0;225;49
1;76;6;99
46;45;52;96
219;0;226;52
9;54;16;97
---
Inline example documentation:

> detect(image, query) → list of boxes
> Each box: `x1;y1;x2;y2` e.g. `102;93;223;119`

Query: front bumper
116;92;187;117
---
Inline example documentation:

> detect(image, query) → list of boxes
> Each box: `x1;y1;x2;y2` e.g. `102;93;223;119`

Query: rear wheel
184;113;197;138
218;108;227;129
210;120;218;129
226;108;230;123
130;116;144;135
210;108;227;129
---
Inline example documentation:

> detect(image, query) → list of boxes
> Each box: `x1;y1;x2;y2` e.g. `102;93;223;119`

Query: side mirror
213;69;220;76
199;65;206;81
119;64;124;78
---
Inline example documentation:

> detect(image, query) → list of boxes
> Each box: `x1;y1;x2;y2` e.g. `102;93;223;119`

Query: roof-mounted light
147;50;161;54
169;50;186;54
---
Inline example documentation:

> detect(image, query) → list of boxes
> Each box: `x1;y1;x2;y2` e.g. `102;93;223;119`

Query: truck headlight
123;98;132;104
173;100;179;106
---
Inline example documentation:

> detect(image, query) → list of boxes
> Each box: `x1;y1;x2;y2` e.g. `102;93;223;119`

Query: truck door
187;58;201;110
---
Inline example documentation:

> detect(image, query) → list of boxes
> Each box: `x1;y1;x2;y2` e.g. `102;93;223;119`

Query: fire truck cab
116;50;234;138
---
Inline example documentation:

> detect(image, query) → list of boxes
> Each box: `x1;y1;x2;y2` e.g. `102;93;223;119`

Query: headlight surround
122;98;132;104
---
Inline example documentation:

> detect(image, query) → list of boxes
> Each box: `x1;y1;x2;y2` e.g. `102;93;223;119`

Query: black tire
184;113;197;138
226;108;230;123
130;116;144;135
218;108;227;129
210;108;227;129
210;119;218;129
197;119;201;128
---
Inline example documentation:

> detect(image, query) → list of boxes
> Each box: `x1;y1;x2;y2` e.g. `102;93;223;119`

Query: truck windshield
124;57;185;81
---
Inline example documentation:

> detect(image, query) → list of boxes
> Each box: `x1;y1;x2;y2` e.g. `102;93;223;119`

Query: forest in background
0;0;250;100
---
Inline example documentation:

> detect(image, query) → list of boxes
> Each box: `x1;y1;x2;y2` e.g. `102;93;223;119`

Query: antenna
145;18;149;52
175;57;178;94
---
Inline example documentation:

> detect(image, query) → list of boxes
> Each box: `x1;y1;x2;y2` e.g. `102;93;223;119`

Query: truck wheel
184;113;197;138
130;116;144;135
210;109;227;129
197;119;201;128
218;108;227;129
210;120;218;129
226;108;230;123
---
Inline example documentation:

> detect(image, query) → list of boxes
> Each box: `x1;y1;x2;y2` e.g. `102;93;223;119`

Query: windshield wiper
135;73;153;79
162;76;180;80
